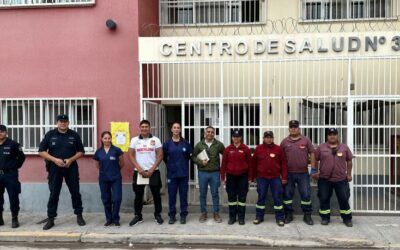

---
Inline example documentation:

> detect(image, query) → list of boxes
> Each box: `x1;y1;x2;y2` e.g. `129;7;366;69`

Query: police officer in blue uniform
93;131;124;227
38;114;86;230
0;125;25;228
163;122;192;224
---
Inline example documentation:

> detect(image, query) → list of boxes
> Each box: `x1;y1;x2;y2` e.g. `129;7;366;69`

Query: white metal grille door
140;57;400;213
182;100;223;204
352;98;400;213
143;101;166;142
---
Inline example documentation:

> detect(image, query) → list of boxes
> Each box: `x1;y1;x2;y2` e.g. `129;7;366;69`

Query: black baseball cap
327;128;338;135
231;129;242;137
56;114;69;121
263;131;274;138
289;120;299;128
0;125;7;132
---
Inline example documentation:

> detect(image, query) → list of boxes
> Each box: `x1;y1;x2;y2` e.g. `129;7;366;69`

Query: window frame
299;0;396;22
160;0;265;26
0;98;97;155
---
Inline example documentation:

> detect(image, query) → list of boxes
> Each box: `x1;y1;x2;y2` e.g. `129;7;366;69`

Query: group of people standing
0;115;353;229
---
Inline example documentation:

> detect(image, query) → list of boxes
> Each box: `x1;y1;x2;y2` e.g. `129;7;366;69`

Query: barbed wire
140;17;400;37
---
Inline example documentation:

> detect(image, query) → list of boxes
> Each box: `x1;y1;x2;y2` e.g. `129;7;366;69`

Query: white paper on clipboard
137;173;149;185
197;149;209;162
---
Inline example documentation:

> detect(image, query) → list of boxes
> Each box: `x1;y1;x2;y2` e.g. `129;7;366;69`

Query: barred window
0;98;97;154
0;0;95;8
300;0;396;21
160;0;262;25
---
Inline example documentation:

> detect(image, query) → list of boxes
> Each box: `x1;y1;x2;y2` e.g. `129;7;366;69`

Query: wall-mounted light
106;19;117;30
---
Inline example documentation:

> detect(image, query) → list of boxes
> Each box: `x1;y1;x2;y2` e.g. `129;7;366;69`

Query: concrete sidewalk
0;213;399;249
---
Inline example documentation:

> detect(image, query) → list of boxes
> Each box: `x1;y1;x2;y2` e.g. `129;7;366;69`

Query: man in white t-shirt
128;120;164;226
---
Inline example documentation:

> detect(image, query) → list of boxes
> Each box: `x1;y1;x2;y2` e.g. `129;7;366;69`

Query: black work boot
0;213;4;226
284;212;293;224
228;206;237;225
77;214;86;226
11;213;19;228
168;216;176;225
228;216;236;225
238;217;245;225
43;218;55;230
303;213;314;225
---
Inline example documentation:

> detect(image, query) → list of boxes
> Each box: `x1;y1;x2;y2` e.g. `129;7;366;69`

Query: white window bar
0;98;97;154
300;0;397;21
160;0;262;26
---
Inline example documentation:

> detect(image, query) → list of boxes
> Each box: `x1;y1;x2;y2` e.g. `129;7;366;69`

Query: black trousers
226;173;248;220
132;170;162;217
0;170;21;215
47;165;83;218
318;178;352;222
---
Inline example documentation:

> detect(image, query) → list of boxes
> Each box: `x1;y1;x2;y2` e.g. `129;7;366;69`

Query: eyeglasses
289;126;299;129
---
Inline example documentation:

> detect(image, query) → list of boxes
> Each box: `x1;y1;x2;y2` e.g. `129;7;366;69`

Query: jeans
283;172;312;214
318;178;352;222
198;171;220;213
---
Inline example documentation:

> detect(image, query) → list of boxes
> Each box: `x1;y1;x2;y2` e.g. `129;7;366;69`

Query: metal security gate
140;56;400;213
142;101;167;196
181;100;224;203
352;97;400;213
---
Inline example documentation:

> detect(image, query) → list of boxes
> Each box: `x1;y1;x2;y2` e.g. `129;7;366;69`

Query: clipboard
137;173;150;185
197;149;210;161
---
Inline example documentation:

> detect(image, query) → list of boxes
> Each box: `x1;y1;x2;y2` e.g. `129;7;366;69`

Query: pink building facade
0;0;159;211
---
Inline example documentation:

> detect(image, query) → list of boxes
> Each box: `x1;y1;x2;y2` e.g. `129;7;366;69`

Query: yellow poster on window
110;122;130;152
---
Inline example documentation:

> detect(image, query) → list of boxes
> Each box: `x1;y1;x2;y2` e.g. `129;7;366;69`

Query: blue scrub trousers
99;177;122;224
167;176;189;218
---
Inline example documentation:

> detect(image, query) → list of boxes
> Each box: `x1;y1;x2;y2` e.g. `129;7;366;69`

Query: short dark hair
205;126;215;131
140;119;151;126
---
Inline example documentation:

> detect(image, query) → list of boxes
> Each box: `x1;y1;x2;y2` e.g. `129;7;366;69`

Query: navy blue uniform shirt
163;138;193;178
0;138;25;170
93;145;123;181
38;129;85;167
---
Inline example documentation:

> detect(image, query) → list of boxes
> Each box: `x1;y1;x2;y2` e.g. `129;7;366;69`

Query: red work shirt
315;143;353;182
220;143;252;182
280;135;315;173
251;143;287;181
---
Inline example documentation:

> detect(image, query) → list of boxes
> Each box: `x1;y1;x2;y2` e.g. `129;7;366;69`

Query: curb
0;231;378;248
0;231;81;242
